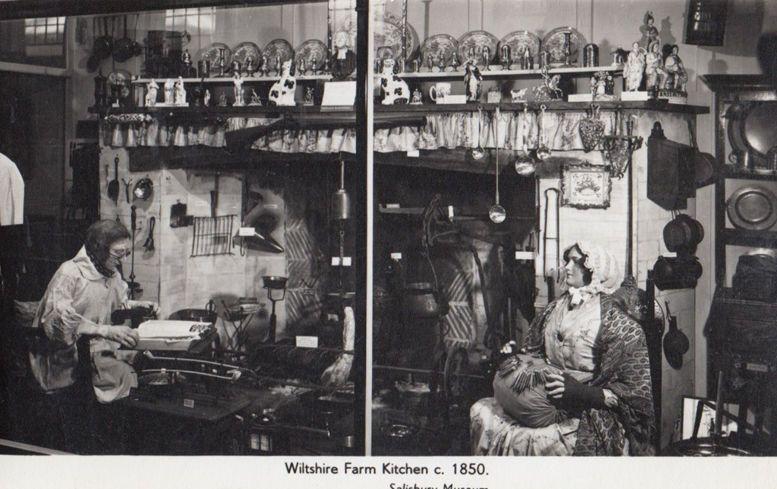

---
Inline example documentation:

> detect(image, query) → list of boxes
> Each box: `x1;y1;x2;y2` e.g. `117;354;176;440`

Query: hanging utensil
331;160;351;220
113;15;133;63
662;300;689;369
489;106;507;224
107;155;120;204
122;177;133;203
210;173;220;218
514;106;536;176
536;105;552;161
543;187;560;301
579;104;605;152
471;106;485;160
127;205;142;298
143;216;156;251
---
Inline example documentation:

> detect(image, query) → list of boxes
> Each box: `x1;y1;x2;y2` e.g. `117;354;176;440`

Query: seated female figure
473;241;654;456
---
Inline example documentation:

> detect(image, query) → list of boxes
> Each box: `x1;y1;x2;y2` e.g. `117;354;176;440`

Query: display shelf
721;228;777;248
723;167;777;181
132;74;332;84
375;100;709;114
90;104;353;117
376;64;623;81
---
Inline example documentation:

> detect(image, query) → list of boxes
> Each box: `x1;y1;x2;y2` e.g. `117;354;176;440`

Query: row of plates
375;18;587;67
198;39;328;73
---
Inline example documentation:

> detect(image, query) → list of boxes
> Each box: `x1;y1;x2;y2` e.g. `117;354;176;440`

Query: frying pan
107;155;120;204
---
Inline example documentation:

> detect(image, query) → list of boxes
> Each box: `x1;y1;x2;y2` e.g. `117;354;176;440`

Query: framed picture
561;163;612;209
680;396;742;440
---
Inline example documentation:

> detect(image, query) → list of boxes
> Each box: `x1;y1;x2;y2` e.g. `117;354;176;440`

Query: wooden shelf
722;228;777;248
375;100;708;114
723;167;777;181
132;75;331;84
91;105;354;118
377;64;623;81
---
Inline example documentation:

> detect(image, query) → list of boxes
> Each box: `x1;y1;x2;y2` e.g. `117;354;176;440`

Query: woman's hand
545;373;566;399
103;326;140;348
500;341;517;356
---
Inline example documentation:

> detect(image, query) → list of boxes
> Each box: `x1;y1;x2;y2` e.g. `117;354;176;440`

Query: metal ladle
489;106;507;223
471;106;485;160
536;104;551;161
514;105;536;176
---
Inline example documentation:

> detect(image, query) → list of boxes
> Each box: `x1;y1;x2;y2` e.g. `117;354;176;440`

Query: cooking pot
132;177;153;200
402;282;442;319
663;213;704;254
652;256;703;290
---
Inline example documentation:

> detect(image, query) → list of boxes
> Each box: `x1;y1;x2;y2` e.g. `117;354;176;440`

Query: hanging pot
662;301;689;369
652;256;703;290
113;16;133;63
402;282;441;319
663;213;704;253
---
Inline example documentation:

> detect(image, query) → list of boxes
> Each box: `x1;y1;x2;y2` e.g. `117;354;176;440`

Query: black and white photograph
0;0;776;486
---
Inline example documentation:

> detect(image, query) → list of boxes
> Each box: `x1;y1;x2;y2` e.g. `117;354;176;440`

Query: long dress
624;50;645;91
470;293;655;455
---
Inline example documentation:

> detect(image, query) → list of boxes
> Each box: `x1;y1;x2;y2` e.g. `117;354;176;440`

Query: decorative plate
499;30;541;61
541;26;586;66
726;185;777;231
295;39;327;72
457;30;499;66
198;42;232;66
231;41;261;68
373;13;419;61
420;34;458;67
263;39;295;72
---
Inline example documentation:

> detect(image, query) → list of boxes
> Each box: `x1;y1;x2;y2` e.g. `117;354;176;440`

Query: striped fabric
441;251;477;350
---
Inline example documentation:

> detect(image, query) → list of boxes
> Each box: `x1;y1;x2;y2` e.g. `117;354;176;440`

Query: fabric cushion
492;353;563;428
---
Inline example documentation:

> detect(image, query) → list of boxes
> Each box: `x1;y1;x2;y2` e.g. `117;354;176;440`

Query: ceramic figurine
378;58;410;105
248;89;262;106
501;45;511;70
182;49;192;76
532;67;563;101
437;54;446;73
274;54;282;77
623;41;646;91
467;46;477;64
420;52;433;73
232;72;245;106
145;80;159;107
645;11;660;48
303;87;314;106
260;54;269;77
644;41;662;92
510;88;528;102
204;89;211;107
330;30;356;80
298;57;307;76
482;46;491;69
244;56;255;77
662;44;688;93
173;77;187;105
164;78;175;105
268;59;297;106
464;59;483;102
310;54;319;75
449;51;460;72
523;48;533;69
591;71;615;100
218;93;227;107
410;88;423;104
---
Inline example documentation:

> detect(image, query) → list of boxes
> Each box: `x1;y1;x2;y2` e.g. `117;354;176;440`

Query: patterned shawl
523;294;655;456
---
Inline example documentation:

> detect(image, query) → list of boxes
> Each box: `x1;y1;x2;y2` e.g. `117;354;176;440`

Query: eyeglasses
109;248;132;259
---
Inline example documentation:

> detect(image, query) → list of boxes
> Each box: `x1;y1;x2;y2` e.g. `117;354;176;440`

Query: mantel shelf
376;64;623;81
132;74;332;84
90;105;354;118
375;100;709;114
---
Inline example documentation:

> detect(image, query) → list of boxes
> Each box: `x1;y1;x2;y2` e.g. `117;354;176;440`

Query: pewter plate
295;39;327;72
262;39;295;72
199;42;232;66
231;41;261;68
420;34;458;67
457;30;499;66
541;26;586;66
374;15;419;61
499;30;541;61
727;185;777;231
